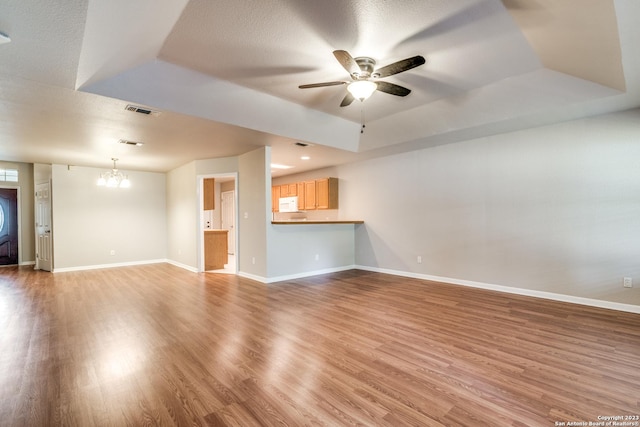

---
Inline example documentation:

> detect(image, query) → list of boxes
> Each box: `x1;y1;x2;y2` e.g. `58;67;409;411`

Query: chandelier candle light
97;158;131;188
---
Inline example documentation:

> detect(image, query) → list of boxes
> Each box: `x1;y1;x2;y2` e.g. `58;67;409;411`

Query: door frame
197;173;238;273
0;185;21;266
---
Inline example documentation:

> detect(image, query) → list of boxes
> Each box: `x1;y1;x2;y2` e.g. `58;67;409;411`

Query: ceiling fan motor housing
354;57;377;79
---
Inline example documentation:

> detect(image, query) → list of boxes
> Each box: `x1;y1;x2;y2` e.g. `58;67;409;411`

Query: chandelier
97;158;131;188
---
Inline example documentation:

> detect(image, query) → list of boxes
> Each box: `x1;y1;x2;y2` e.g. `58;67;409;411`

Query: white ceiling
0;0;639;176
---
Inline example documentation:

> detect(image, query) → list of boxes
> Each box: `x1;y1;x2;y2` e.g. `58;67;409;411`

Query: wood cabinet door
296;182;305;210
203;178;215;210
304;180;316;210
316;178;329;209
271;185;280;212
316;178;338;209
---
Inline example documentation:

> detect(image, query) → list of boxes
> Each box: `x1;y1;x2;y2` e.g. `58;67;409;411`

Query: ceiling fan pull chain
361;107;366;134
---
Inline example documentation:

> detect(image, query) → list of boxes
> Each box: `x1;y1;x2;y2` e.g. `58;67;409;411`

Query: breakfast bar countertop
271;220;364;225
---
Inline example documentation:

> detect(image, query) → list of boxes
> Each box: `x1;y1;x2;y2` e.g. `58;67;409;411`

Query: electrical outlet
417;256;422;264
315;254;320;261
623;277;633;288
110;249;116;256
252;257;256;265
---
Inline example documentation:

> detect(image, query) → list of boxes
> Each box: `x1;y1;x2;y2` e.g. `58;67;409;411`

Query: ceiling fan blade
376;81;411;97
333;50;361;76
374;55;426;78
340;92;355;107
299;81;347;89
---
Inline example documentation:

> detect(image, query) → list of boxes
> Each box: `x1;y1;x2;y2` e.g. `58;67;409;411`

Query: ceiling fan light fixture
347;80;377;101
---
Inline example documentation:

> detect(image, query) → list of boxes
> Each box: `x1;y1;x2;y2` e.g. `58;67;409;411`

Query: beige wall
238;147;270;279
52;164;167;270
337;109;640;306
166;161;198;270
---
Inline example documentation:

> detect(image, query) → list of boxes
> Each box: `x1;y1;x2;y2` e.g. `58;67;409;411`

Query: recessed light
301;156;310;160
270;163;294;169
118;139;144;147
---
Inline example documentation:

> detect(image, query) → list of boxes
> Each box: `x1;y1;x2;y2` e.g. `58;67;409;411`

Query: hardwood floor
0;264;639;426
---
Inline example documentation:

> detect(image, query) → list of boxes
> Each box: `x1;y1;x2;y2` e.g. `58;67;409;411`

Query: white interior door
35;181;52;271
221;191;235;255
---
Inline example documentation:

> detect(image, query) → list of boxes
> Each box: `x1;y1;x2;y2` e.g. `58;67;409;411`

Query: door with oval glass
0;188;18;266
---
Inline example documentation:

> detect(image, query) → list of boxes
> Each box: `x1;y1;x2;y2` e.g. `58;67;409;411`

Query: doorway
200;174;238;274
0;188;19;266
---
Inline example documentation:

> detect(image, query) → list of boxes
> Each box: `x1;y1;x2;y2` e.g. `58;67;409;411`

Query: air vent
118;139;144;147
125;104;161;116
295;142;313;147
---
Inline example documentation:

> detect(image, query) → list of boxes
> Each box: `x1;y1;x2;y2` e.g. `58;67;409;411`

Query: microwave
278;196;298;212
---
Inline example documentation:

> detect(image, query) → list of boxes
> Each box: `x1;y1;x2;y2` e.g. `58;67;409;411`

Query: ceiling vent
118;139;144;147
125;104;161;116
295;142;313;147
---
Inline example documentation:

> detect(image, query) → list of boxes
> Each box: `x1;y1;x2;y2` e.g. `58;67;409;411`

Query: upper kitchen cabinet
272;185;280;212
297;182;305;210
273;177;339;211
315;178;338;210
304;180;317;210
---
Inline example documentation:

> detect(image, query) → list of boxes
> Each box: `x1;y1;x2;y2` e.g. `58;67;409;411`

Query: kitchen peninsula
272;220;363;225
268;177;363;280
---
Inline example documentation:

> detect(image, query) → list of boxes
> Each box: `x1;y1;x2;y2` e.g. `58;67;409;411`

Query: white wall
337;109;640;306
238;147;270;280
166;161;198;270
52;164;167;270
268;224;356;281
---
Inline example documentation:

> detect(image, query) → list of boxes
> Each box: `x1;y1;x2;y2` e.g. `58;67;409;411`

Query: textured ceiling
0;0;638;175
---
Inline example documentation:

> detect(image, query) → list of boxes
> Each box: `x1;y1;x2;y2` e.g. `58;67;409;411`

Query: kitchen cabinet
304;180;317;210
204;230;228;270
297;182;305;210
280;183;297;197
204;178;215;210
272;178;338;211
316;178;338;209
272;185;280;212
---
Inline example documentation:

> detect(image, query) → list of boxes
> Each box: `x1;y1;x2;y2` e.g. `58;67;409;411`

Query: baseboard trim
53;259;167;273
237;265;357;284
264;265;357;284
356;265;640;314
237;271;268;283
165;259;199;273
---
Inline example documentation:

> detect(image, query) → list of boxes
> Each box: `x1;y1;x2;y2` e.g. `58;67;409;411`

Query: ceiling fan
299;50;426;107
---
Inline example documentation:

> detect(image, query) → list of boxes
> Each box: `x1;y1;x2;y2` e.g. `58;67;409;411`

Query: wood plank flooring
0;264;639;426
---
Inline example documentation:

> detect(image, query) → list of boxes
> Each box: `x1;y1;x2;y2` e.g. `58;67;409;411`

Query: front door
35;182;53;271
0;188;19;266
